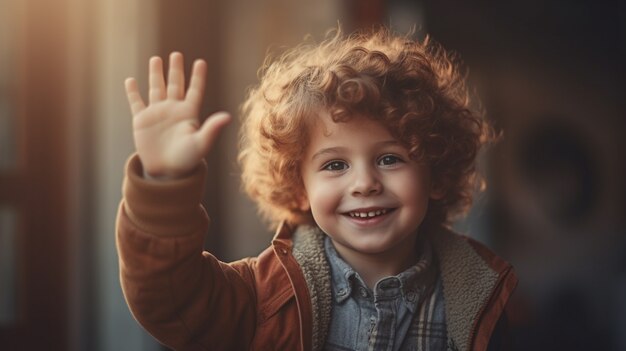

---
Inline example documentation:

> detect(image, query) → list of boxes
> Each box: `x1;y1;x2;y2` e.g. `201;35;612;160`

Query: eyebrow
310;140;400;161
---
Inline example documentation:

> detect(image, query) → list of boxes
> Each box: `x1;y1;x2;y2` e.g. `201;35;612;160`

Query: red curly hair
239;27;489;229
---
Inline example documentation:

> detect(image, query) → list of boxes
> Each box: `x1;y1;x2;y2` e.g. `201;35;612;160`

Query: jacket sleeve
116;154;257;350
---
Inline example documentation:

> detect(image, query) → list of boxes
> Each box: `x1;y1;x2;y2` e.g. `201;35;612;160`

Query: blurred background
0;0;624;350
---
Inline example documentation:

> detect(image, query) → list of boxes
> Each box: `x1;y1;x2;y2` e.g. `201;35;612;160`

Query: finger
149;56;166;103
186;59;207;106
167;52;185;100
124;78;146;115
195;112;232;155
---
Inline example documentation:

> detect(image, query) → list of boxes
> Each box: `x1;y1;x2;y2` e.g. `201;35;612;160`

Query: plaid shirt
324;236;448;351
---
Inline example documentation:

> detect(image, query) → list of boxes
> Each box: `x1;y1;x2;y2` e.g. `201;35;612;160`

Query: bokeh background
0;0;624;350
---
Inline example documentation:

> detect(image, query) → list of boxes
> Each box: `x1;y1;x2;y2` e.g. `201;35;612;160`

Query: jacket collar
429;226;502;350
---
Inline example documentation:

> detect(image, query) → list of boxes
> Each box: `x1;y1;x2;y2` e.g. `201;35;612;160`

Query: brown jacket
117;154;518;351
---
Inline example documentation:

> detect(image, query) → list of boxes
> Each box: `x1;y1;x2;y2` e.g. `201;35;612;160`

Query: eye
378;154;403;166
322;160;348;171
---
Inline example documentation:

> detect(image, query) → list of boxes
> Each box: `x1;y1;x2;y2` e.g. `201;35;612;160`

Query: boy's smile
300;112;439;274
344;207;394;225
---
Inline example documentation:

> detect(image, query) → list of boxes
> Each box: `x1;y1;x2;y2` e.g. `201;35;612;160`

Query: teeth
349;209;388;218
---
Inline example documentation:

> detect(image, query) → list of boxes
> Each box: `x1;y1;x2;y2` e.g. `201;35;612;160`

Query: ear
429;182;445;200
297;192;311;212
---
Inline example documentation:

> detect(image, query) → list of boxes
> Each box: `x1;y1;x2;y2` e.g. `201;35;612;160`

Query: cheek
307;178;341;215
393;170;431;208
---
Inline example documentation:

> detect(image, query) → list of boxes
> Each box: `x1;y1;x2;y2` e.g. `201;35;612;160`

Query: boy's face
300;113;438;259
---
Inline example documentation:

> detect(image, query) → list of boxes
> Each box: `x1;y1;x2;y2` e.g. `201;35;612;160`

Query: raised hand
125;52;231;180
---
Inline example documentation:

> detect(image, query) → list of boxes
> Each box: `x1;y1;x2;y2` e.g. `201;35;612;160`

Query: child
118;27;517;351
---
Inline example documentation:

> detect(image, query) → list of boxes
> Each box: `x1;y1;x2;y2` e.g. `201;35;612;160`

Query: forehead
308;111;393;141
303;112;404;162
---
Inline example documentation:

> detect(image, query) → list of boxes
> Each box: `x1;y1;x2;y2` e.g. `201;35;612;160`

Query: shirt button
406;290;417;302
280;248;288;255
359;287;369;298
337;288;347;296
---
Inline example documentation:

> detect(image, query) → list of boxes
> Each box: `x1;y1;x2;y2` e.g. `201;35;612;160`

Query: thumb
195;111;232;154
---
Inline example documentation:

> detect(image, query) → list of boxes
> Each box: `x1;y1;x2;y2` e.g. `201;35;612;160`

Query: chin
348;241;395;255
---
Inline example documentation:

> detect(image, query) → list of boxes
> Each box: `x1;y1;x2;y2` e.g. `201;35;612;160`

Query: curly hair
239;27;490;229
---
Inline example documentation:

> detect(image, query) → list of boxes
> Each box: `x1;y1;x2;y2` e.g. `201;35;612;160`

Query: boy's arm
118;52;256;349
117;154;257;350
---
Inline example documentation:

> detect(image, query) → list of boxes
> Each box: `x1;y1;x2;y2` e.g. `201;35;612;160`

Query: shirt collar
324;234;435;310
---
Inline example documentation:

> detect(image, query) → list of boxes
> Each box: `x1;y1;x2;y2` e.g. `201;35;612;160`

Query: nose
350;166;382;196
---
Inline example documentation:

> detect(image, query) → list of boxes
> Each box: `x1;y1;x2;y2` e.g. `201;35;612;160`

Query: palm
133;101;202;176
125;52;230;179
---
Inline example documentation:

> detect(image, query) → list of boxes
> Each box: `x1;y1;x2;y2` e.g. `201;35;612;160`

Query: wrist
141;162;199;182
124;153;209;236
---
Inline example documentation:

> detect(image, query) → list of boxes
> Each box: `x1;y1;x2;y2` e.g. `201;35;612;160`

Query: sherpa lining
431;227;499;351
292;225;332;351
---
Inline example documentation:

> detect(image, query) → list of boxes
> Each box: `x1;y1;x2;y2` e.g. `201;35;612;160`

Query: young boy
118;28;517;351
